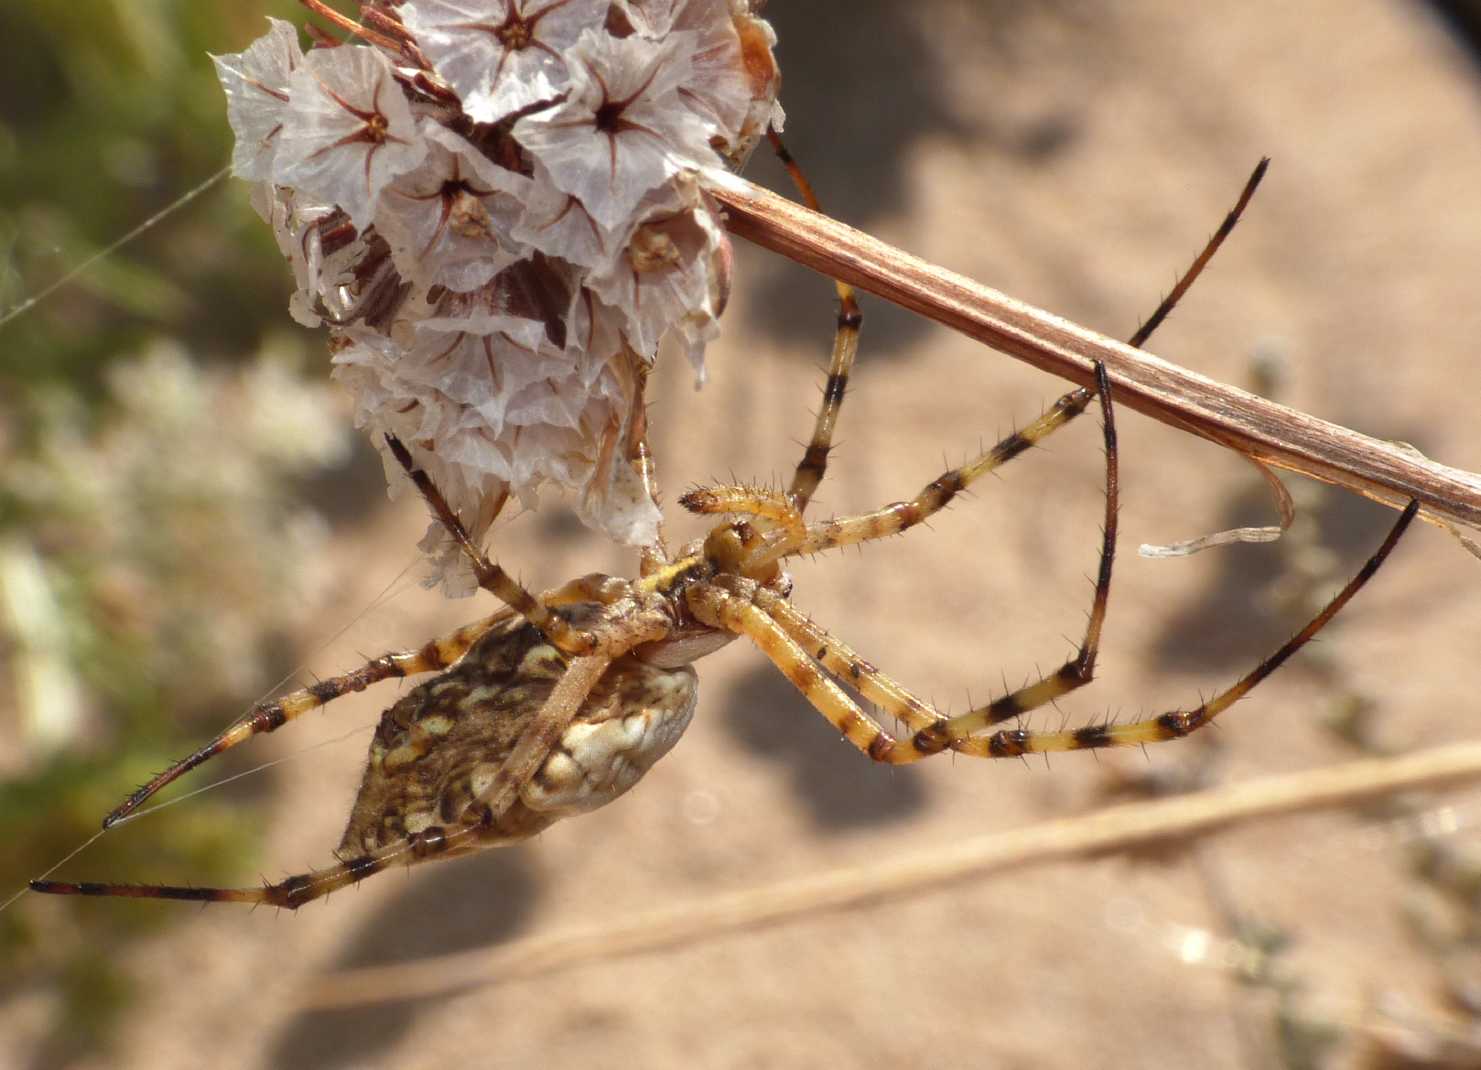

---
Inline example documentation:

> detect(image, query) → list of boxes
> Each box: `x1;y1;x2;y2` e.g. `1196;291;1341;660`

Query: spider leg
100;609;515;829
385;433;599;657
775;346;1121;563
742;580;1087;749
778;383;1093;560
32;821;486;909
773;160;1268;563
693;498;1415;765
677;483;806;546
734;361;1118;727
963;360;1116;718
687;580;913;760
1126;158;1269;352
465;606;674;818
101;569;629;830
767;129;862;514
953;498;1417;757
723;579;935;733
626;361;672;578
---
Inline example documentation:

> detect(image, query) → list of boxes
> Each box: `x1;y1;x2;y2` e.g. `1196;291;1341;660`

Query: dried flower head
213;1;780;591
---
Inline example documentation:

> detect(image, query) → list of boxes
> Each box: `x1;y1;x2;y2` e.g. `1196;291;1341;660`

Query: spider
30;151;1418;910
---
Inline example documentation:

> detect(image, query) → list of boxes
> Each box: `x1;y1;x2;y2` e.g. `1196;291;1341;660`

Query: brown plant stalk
708;173;1481;534
304;740;1481;1009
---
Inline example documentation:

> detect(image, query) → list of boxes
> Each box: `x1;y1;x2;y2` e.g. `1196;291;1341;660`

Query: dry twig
708;172;1481;534
305;740;1481;1009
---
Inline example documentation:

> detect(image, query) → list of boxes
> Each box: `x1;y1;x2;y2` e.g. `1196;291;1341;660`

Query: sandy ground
11;2;1481;1068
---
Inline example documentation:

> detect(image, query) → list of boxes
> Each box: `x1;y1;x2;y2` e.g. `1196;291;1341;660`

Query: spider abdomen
339;614;698;856
522;661;698;816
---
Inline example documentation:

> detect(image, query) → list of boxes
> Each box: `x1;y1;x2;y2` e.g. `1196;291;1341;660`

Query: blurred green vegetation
1;3;359;1062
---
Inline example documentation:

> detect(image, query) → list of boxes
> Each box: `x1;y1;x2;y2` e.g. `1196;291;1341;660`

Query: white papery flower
275;46;427;228
588;180;727;359
249;183;340;329
217;4;778;587
513;29;718;231
332;314;634;589
620;0;750;143
212;17;303;181
400;0;610;124
376;122;531;293
511;159;614;271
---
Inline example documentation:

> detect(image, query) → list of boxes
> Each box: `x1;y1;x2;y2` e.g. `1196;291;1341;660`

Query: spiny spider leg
762;384;1096;563
100;609;514;829
680;376;1095;568
32;821;482;909
1127;158;1269;352
686;580;897;758
767;128;863;514
677;380;1086;568
678;483;807;547
746;363;1115;736
694;456;1417;766
385;433;598;656
624;360;672;578
690;360;1116;728
955;499;1417;758
98;566;636;831
944;157;1272;501
35;626;669;908
689;360;1113;762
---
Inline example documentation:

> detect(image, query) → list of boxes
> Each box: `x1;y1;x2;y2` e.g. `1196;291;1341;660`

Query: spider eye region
702;521;750;571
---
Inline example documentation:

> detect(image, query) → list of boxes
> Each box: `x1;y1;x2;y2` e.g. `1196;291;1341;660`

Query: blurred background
4;2;1481;1067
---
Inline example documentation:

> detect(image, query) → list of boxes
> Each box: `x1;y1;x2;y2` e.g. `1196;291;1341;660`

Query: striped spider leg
675;149;1413;764
92;511;625;833
33;434;697;909
683;364;1417;764
680;150;1274;741
680;358;1119;763
766;128;863;514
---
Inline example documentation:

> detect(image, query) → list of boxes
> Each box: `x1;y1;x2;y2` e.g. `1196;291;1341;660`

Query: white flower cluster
212;1;781;590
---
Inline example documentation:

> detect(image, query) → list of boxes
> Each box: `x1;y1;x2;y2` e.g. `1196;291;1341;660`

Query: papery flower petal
329;276;630;591
568;289;634;379
249;182;344;328
410;309;569;434
212;18;304;181
620;0;750;143
580;440;663;545
587;177;727;363
511;159;616;271
376;122;532;292
400;0;609;123
721;1;784;162
275;46;427;228
513;29;719;231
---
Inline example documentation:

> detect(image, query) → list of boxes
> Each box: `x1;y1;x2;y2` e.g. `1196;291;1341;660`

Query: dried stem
304;740;1481;1009
707;172;1481;533
297;0;402;52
